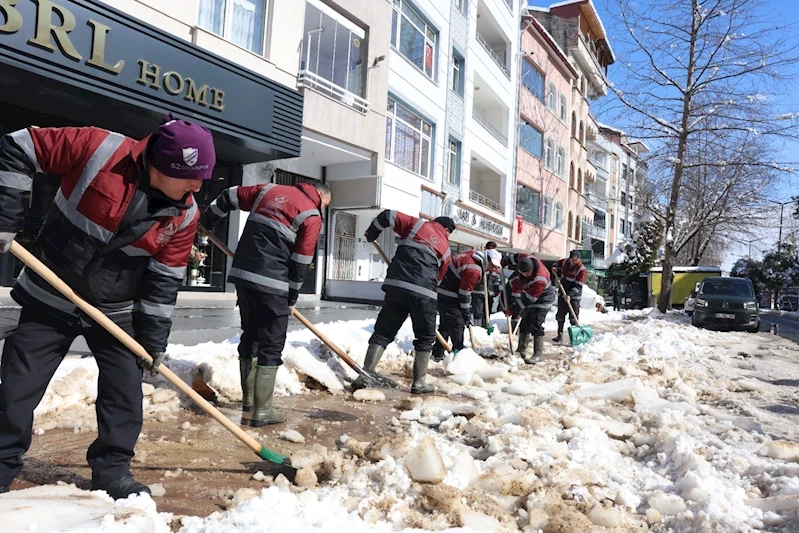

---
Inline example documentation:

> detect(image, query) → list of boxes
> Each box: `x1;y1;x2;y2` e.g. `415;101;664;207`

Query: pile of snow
12;310;799;532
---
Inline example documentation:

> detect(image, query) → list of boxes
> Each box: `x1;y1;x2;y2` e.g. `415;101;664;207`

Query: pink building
512;15;578;260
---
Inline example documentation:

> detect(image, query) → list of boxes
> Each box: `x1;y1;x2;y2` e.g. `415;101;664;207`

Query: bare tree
607;0;799;311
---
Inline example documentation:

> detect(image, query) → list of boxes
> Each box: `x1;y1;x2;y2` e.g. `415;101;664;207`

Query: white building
325;0;522;302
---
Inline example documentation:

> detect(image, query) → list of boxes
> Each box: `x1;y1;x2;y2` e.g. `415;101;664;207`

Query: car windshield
701;279;753;298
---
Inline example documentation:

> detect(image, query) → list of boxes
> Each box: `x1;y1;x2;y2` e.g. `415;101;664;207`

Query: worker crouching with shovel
509;257;557;364
356;211;455;394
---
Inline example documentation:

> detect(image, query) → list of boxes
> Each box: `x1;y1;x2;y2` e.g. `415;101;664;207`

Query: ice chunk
459;509;502;531
404;437;446;483
476;365;509;381
588;506;622;528
648;492;686;515
365;435;413;461
759;440;799;462
278;429;305;443
746;495;799;512
294;467;318;488
400;409;421;421
632;389;697;415
575;378;646;402
151;388;177;404
733;379;765;393
445;349;487;375
562;415;636;439
506;378;536;396
646;508;662;524
290;446;327;469
449;373;474;386
353;389;386;402
615;487;641;510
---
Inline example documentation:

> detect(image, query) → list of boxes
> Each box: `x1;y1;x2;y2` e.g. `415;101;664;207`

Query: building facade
0;0;304;292
324;0;522;302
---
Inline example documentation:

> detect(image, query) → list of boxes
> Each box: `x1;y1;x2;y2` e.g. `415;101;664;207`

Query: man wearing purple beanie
0;114;215;499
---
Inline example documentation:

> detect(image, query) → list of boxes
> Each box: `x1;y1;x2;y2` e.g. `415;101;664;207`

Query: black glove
462;311;473;326
288;289;299;308
145;352;166;375
199;210;216;233
0;232;16;253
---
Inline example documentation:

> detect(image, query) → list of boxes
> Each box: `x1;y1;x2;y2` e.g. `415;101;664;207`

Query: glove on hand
288;289;299;308
146;352;167;375
0;232;16;253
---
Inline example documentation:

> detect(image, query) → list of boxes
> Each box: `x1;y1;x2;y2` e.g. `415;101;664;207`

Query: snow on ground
7;309;799;531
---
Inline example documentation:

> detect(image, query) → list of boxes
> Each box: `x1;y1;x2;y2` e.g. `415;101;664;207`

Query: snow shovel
8;241;294;471
552;272;593;346
499;268;514;353
202;228;398;390
371;241;452;353
482;273;495;335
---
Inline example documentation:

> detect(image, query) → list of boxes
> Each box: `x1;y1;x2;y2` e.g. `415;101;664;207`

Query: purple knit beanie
148;114;215;180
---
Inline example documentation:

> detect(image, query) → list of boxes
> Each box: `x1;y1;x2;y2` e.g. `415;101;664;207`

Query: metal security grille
273;168;316;186
330;212;356;280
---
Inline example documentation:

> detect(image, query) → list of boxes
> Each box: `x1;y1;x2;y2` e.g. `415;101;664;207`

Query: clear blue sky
586;0;799;264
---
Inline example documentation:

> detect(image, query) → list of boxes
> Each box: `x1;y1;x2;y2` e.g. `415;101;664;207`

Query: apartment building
324;0;522;302
0;0;305;291
523;0;614;261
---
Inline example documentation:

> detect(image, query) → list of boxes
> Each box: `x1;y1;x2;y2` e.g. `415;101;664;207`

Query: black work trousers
520;306;549;338
434;300;466;357
370;288;436;353
0;307;144;487
472;293;487;327
556;296;581;327
237;288;290;367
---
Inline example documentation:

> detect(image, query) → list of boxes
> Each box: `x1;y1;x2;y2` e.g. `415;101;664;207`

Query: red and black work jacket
203;182;322;299
365;210;451;301
0;127;199;354
438;250;487;316
511;256;557;310
501;251;532;286
555;258;588;299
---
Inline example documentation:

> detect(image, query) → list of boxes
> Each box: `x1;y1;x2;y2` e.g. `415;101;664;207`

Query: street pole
779;203;784;251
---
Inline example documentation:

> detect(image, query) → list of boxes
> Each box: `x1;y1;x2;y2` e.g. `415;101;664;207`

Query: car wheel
686;311;693;317
747;320;761;334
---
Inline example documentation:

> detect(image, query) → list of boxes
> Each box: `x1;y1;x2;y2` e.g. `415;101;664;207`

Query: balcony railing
585;189;608;210
298;70;369;114
472;108;508;145
469;189;505;215
583;222;607;240
502;0;513;12
476;31;511;78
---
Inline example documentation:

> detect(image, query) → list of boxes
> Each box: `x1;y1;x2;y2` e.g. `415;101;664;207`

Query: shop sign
451;205;510;241
0;0;302;146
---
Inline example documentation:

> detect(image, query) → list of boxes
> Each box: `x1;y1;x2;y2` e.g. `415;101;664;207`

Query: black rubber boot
411;351;435;394
0;484;8;494
249;366;287;427
515;333;530;358
240;358;256;412
553;323;564;343
524;336;544;364
92;475;151;500
351;344;385;390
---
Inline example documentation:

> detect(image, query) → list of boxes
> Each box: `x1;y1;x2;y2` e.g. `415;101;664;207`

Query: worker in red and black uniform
0;115;214;499
434;248;502;361
500;251;532;321
201;180;331;426
471;241;497;333
509;257;557;363
552;250;588;343
358;211;455;394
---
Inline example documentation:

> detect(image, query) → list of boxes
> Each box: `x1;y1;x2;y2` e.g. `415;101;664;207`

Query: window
543;197;552;226
630;196;634;209
456;0;467;13
547;82;557;110
569;162;575;189
620;191;626;207
520;122;543;158
568;211;573;238
629;222;634;235
386;97;433;177
575;219;580;241
522;61;544;101
448;138;461;185
577;169;582;193
199;0;268;55
579;121;584;145
620;219;626;235
451;51;464;96
559;93;567;121
300;0;366;97
544;138;554;169
516;185;540;225
555;202;563;229
392;0;437;79
571;112;577;137
556;147;565;177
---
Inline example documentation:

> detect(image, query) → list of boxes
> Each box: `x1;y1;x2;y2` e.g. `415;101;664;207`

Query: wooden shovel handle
9;241;266;457
552;271;581;326
499;267;514;350
371;241;452;353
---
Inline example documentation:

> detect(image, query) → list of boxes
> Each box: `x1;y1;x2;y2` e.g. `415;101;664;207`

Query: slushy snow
5;308;799;532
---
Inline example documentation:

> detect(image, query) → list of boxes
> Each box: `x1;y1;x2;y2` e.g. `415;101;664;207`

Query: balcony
583;221;607;240
475;2;511;79
298;70;369;114
476;31;510;78
585;185;608;210
472;108;508;146
572;33;609;98
469;156;505;216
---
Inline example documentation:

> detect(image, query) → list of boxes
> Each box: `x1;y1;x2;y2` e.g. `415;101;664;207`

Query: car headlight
695;299;707;307
744;302;757;309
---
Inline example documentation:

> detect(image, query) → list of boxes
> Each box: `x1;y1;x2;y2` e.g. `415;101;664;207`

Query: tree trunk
657;0;698;313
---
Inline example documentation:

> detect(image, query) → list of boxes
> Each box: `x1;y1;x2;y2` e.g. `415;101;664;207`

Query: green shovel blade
568;326;593;346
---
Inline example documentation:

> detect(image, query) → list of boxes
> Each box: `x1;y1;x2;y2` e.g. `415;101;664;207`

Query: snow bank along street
4;308;799;532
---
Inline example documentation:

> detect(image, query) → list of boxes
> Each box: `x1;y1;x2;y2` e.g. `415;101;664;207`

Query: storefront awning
0;0;302;164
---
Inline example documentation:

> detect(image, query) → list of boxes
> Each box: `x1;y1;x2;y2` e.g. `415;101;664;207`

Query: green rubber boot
524;336;544;364
411;351;436;394
249;366;287;427
515;334;530;358
240;358;256;412
351;344;385;390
